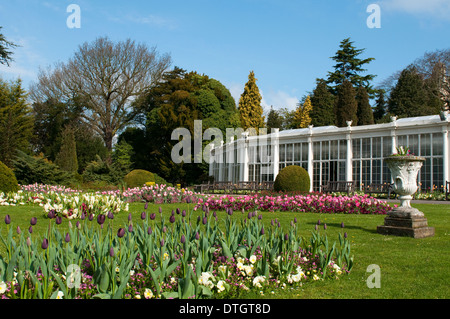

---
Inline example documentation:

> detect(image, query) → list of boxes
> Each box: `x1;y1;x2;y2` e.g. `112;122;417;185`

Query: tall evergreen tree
327;38;376;97
309;78;335;127
334;80;358;127
356;86;374;125
387;66;440;118
266;106;284;131
0;79;33;168
0;26;17;66
293;96;312;128
55;125;78;173
238;71;265;132
373;90;387;122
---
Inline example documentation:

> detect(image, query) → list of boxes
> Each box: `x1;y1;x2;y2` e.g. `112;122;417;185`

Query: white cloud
260;89;299;111
226;82;299;112
380;0;450;20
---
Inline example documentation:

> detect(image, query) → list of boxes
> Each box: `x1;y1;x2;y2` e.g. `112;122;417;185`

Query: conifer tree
238;71;265;132
293;96;312;128
0;79;33;168
387;66;432;118
356;86;374;125
266;106;284;131
55;126;78;173
309;79;335;127
373;90;387;122
327;38;376;97
334;80;358;127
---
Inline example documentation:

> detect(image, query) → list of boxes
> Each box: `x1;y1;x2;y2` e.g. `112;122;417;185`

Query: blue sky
0;0;449;112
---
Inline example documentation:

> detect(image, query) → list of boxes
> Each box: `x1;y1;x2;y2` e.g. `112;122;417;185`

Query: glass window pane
433;133;443;156
372;137;381;158
362;138;371;158
294;143;301;161
322;141;329;160
302;143;308;161
420;134;431;156
279;144;286;162
352;139;361;159
409;135;419;156
286;144;293;162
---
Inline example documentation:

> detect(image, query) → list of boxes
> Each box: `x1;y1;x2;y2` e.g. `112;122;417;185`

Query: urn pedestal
377;156;435;238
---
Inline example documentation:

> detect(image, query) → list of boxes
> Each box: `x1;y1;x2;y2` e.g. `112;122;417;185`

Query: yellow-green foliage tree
293;95;312;128
238;71;265;133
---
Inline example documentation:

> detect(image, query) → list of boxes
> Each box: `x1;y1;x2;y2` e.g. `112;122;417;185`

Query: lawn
1;201;449;299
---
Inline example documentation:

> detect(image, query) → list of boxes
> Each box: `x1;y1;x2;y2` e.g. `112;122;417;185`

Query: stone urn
377;155;435;238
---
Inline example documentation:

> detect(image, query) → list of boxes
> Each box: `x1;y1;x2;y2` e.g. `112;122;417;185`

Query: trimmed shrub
0;160;20;193
274;165;310;193
124;169;155;188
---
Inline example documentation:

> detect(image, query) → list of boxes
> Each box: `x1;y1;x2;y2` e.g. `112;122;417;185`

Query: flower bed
0;204;353;299
195;193;392;214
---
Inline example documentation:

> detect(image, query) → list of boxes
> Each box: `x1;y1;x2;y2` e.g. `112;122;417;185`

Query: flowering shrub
0;204;353;299
195;193;392;215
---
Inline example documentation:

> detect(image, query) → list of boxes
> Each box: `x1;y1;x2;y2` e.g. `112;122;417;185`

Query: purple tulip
89;213;94;221
182;210;186;217
294;217;297;223
284;234;289;241
110;247;115;257
80;212;86;220
16;226;21;234
195;232;200;240
247;211;252;220
202;216;207;225
117;228;125;238
30;217;37;226
186;196;191;204
169;215;176;223
128;224;133;232
128;213;132;222
47;210;56;219
41;238;49;249
97;214;106;225
344;232;348;238
144;202;148;210
150;213;156;220
28;226;33;234
4;214;11;225
260;227;265;235
107;211;114;219
147;226;152;235
160;239;164;247
258;214;262;220
76;221;81;229
141;211;146;220
176;208;180;215
159;207;162;214
317;219;321;225
341;222;345;228
65;233;70;243
180;234;186;244
56;216;62;225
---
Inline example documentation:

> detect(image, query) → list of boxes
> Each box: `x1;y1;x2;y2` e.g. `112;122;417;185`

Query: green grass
1;202;449;299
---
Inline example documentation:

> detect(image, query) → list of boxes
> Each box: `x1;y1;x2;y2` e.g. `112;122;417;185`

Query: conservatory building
208;114;450;192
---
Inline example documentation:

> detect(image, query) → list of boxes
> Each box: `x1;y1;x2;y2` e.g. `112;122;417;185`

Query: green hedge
274;165;310;193
0;160;20;193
